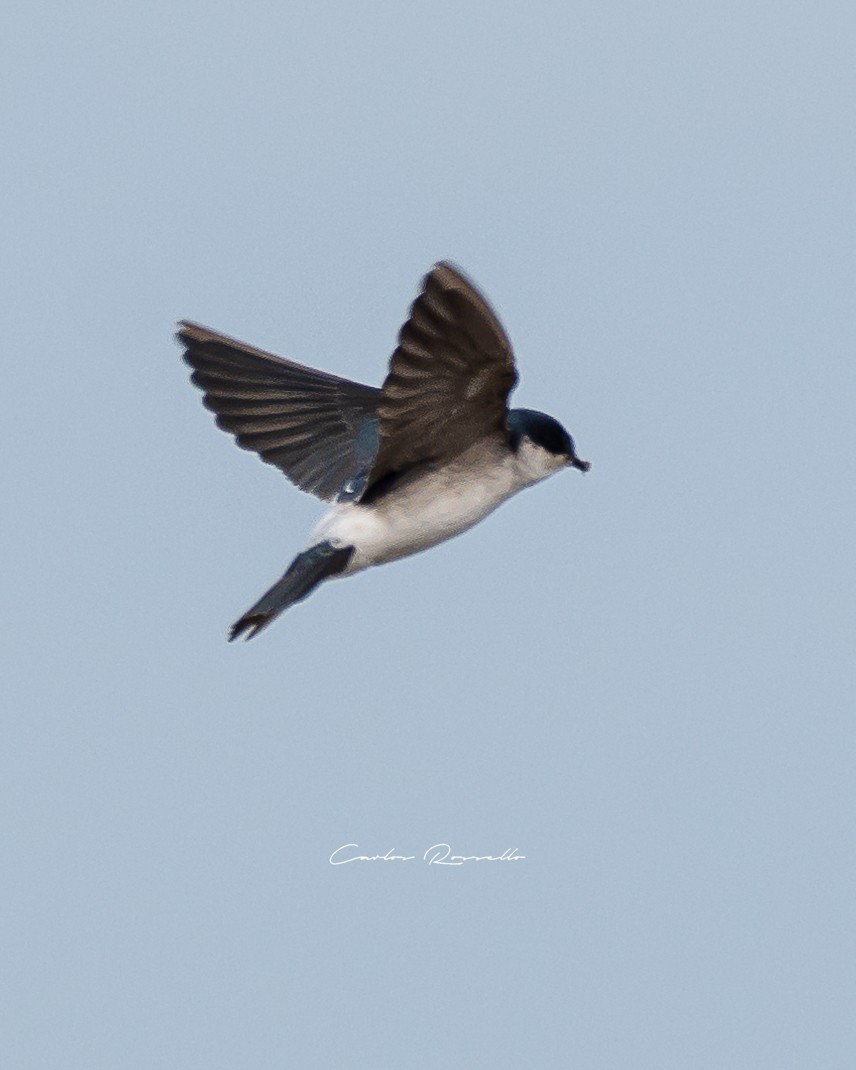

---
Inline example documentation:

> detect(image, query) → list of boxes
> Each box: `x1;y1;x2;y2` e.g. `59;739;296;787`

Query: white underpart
307;437;568;574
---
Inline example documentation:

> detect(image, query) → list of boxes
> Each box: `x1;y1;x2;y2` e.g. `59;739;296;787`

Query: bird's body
311;435;562;573
178;262;589;639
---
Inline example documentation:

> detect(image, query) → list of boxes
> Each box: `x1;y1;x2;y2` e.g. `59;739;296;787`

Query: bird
178;262;590;640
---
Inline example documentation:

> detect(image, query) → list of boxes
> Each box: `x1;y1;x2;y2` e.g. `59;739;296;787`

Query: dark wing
178;322;380;502
366;262;518;492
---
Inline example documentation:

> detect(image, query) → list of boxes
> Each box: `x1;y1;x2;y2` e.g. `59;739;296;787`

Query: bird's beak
569;455;591;473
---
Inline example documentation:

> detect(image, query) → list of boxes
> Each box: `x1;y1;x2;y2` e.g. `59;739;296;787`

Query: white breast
309;448;530;572
307;438;567;573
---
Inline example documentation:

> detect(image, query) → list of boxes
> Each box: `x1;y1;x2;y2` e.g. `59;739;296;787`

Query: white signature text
329;843;525;866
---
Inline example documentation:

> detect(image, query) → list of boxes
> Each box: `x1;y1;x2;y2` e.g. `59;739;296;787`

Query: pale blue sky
3;2;854;1067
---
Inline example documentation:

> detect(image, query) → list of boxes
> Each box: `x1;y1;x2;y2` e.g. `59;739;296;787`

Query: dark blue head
507;408;590;472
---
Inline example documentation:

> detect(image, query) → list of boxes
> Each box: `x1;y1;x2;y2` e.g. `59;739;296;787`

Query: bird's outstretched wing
365;262;518;495
178;322;380;502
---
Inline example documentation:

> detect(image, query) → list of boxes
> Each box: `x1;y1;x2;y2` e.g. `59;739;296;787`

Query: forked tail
229;542;355;641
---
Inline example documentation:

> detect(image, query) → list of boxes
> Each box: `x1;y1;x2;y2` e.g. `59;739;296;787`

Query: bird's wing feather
178;322;380;502
366;262;518;493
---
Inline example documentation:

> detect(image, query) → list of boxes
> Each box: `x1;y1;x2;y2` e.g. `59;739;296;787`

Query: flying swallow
178;262;589;639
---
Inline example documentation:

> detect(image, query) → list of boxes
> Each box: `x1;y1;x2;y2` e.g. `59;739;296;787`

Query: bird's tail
229;541;355;641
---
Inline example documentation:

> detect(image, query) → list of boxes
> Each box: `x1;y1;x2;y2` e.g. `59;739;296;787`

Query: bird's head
507;408;590;481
